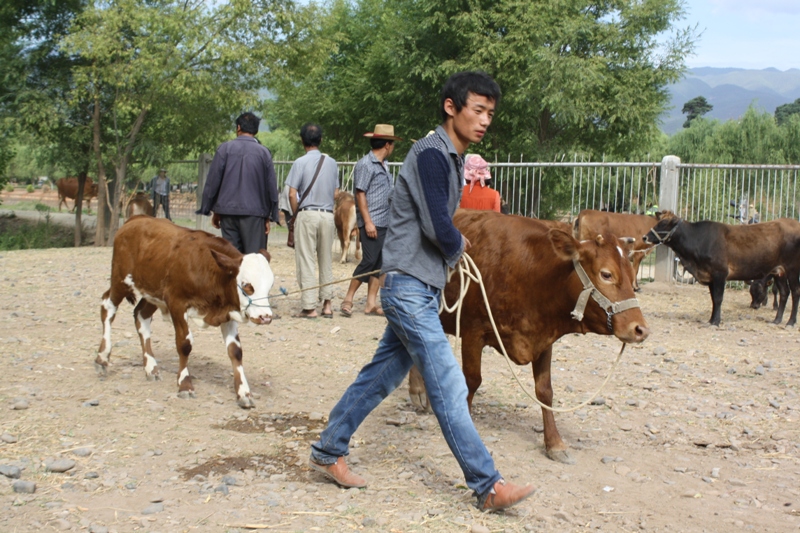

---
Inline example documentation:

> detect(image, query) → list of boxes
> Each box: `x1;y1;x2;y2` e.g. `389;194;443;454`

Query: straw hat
363;124;402;141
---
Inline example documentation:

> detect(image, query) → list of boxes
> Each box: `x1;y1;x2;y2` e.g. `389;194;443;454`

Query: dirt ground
1;235;799;533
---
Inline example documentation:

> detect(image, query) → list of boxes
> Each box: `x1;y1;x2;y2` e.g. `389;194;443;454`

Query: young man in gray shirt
310;72;535;511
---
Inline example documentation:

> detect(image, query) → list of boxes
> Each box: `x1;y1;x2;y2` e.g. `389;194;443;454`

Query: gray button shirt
286;150;339;211
354;151;393;228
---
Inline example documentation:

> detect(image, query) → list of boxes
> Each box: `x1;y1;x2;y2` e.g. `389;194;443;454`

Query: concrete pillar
195;153;213;231
655;155;680;282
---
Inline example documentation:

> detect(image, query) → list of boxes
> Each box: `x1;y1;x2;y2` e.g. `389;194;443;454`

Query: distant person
340;124;401;317
286;123;339;319
150;168;171;220
459;154;501;212
198;112;280;253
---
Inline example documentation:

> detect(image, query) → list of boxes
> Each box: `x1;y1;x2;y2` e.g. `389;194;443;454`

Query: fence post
655;155;680;282
195;153;212;231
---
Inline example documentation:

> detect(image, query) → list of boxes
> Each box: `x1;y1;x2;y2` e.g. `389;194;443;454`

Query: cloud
710;0;800;15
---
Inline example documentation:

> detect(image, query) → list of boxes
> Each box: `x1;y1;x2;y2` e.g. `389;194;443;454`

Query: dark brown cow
334;190;361;263
410;210;649;464
96;217;275;408
125;192;154;219
643;212;800;326
573;210;666;290
56;177;98;212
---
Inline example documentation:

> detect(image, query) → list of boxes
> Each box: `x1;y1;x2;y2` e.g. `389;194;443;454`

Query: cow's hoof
409;392;430;412
237;396;256;409
146;372;161;382
177;390;196;399
94;362;108;377
546;448;576;465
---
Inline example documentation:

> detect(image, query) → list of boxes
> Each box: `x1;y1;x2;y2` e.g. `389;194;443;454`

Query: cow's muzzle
250;315;272;325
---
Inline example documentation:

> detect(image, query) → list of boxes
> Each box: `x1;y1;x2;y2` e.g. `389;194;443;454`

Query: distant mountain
660;67;800;135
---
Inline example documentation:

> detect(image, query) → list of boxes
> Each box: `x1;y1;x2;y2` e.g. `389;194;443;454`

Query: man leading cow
309;71;536;512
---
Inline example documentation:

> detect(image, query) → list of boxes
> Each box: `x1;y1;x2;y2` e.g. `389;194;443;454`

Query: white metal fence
219;156;800;284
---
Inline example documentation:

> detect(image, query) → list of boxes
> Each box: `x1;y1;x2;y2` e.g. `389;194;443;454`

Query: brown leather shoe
308;457;367;488
481;479;536;511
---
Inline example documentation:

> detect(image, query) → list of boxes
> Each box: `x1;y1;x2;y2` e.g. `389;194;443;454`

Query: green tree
269;0;695;160
681;95;713;128
775;98;800;126
59;0;292;244
668;105;797;164
0;0;86;196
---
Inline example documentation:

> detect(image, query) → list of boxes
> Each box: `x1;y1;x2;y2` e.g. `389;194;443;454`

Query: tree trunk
74;171;87;247
92;96;109;246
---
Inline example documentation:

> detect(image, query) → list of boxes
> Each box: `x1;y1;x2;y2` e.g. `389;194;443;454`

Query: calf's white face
237;253;274;325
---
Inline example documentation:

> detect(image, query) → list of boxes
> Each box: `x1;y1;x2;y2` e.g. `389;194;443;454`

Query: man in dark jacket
198;112;280;253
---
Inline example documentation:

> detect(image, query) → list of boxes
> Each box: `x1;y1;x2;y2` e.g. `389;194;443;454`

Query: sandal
340;301;353;318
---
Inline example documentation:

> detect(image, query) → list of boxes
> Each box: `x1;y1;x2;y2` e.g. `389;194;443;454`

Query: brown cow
573;210;666;291
96;217;275;408
643;212;800;326
125;192;154;219
334;190;361;263
410;210;649;464
56;177;98;212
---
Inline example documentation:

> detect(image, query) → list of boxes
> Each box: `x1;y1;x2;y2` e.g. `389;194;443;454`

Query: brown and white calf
96;217;274;408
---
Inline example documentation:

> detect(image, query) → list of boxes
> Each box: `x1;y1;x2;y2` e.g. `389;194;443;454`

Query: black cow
749;273;783;310
643;212;800;326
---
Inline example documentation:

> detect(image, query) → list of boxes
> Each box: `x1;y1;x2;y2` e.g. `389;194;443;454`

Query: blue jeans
310;272;500;498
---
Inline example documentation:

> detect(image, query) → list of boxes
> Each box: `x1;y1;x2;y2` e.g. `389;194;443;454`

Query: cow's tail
125;294;137;306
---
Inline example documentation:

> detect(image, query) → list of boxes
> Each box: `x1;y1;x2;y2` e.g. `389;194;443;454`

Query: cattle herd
94;202;798;470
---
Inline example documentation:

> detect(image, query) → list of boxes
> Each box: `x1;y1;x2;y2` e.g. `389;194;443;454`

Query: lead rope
440;252;627;413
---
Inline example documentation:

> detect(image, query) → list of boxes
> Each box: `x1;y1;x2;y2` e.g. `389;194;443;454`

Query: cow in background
644;212;800;326
334;190;361;263
56;177;98;212
410;210;649;464
573;209;667;291
125;192;154;219
96;217;274;408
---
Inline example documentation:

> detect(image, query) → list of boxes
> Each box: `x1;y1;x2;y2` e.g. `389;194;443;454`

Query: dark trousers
220;215;268;254
153;194;170;220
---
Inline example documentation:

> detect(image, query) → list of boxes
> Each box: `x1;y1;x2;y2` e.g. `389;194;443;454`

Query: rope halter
645;220;680;245
570;258;641;332
238;284;272;312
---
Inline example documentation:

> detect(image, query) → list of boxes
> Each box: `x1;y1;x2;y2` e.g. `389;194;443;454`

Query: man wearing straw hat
339;124;401;317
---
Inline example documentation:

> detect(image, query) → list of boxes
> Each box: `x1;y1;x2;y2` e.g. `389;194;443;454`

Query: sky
682;0;800;70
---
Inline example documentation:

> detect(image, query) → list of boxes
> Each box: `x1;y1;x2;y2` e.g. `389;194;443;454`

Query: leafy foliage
269;0;695;160
55;0;294;243
775;98;800;127
681;95;712;128
667;106;800;164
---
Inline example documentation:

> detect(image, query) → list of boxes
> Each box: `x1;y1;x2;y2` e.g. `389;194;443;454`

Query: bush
0;213;91;250
26;184;34;193
4;183;13;192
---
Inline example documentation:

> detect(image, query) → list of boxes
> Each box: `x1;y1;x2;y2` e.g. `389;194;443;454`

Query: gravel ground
1;240;799;533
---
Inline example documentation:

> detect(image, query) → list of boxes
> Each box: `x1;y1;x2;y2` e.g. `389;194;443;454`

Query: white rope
440;252;627;413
